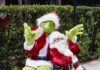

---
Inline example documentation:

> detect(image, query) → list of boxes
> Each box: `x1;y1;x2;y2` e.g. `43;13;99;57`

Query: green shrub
0;5;100;69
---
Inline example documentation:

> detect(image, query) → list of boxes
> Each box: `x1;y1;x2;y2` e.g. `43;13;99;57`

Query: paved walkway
82;58;100;70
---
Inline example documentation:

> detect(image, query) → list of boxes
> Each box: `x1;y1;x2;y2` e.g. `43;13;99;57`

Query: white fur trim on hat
36;13;60;29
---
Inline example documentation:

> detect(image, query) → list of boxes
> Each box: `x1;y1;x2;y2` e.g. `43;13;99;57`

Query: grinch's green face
40;21;55;35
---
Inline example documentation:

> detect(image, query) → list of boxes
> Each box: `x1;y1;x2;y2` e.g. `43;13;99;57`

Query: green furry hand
24;23;37;45
66;24;84;40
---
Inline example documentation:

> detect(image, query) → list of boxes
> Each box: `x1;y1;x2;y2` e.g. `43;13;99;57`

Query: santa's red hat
36;12;60;29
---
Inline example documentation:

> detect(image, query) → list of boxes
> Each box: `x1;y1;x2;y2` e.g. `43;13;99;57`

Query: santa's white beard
50;40;73;56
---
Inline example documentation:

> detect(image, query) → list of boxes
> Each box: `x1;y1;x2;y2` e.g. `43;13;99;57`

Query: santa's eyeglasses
54;38;64;43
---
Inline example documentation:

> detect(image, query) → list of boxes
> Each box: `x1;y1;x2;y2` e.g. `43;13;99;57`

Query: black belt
32;56;49;60
53;64;71;70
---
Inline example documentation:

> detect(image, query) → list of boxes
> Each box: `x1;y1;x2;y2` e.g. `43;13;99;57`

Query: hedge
0;5;100;70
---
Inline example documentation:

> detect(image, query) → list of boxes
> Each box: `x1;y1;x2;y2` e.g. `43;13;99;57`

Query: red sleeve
31;26;38;30
50;48;72;67
25;27;46;56
68;40;80;55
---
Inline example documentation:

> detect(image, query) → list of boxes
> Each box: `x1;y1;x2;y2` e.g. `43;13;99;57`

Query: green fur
37;65;52;70
66;24;84;40
40;21;55;35
23;65;52;70
23;66;36;70
23;23;36;45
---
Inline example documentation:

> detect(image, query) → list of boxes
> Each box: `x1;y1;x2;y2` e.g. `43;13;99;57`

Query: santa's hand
24;23;37;45
65;24;84;40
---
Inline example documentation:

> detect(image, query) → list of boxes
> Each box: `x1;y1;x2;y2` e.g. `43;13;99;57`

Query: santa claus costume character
49;31;84;70
23;12;84;70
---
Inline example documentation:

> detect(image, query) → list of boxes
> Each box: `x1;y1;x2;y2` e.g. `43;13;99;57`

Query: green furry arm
66;24;84;40
24;23;37;45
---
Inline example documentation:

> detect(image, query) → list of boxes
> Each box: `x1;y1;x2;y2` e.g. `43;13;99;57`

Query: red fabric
50;48;72;67
31;26;38;30
25;27;47;56
73;61;80;69
68;40;80;55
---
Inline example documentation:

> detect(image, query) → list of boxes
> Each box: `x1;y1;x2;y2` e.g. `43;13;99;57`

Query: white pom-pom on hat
36;12;60;29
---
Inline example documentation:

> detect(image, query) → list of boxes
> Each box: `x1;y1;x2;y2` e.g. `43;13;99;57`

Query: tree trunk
57;0;61;5
18;0;23;5
23;0;32;5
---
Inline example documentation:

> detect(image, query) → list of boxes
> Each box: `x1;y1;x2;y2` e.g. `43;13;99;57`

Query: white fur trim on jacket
72;55;78;64
64;49;74;56
26;58;53;68
71;54;83;70
24;42;35;50
36;13;60;29
35;27;44;40
72;36;77;43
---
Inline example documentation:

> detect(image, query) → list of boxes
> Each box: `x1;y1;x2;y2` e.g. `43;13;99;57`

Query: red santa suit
49;31;83;70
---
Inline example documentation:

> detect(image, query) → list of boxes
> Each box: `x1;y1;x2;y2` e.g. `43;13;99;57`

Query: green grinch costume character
23;12;60;70
23;12;84;70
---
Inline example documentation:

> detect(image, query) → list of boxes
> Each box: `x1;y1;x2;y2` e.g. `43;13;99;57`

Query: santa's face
51;37;69;49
